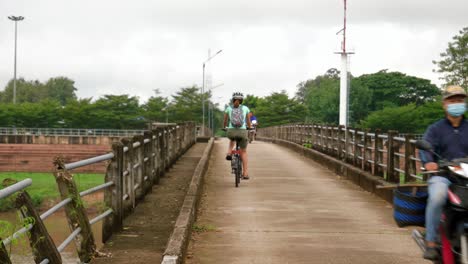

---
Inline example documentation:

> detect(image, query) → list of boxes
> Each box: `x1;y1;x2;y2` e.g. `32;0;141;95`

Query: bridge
0;124;427;264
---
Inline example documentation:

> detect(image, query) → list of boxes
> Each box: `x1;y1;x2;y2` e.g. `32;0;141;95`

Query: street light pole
207;83;224;135
201;49;222;136
202;63;206;135
8;16;25;104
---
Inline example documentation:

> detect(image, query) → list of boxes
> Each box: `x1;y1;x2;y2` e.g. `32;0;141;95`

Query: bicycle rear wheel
233;156;240;187
235;166;241;187
237;156;242;185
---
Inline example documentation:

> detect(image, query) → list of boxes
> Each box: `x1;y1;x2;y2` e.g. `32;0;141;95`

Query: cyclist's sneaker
423;247;439;260
226;154;232;161
242;175;249;180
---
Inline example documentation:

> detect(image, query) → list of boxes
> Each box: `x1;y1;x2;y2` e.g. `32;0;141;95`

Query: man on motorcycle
421;85;468;260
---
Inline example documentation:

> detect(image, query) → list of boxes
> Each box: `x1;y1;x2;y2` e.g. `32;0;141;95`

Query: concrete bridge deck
186;139;426;264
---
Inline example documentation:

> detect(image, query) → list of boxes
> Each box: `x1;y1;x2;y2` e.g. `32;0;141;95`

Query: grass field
0;172;104;211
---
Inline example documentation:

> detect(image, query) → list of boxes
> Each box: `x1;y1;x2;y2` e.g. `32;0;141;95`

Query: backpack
230;106;245;128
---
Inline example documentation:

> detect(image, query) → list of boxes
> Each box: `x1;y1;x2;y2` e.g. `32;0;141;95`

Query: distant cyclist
249;113;258;142
224;92;252;179
250;114;258;127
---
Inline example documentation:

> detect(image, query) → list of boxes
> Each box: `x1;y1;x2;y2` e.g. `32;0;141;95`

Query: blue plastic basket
393;187;428;227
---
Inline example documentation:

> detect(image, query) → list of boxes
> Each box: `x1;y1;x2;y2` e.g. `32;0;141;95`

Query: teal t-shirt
225;105;250;129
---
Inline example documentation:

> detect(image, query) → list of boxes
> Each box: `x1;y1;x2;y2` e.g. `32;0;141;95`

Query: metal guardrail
0;127;145;137
258;124;425;184
0;122;197;264
0;178;32;199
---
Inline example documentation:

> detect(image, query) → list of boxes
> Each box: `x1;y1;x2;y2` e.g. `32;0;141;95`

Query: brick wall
0;144;111;173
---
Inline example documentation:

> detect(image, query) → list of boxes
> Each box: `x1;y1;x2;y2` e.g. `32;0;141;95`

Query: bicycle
223;128;250;187
231;137;243;187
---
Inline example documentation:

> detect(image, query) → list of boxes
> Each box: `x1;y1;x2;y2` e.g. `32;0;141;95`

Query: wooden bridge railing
0;122;196;264
258;124;424;184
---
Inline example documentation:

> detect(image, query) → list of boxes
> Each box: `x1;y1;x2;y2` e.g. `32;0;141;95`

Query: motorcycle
413;140;468;263
248;123;257;143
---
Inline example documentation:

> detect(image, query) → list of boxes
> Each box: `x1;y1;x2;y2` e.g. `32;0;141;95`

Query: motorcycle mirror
415;140;433;151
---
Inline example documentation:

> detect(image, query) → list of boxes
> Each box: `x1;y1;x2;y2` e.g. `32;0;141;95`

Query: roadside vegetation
0;172;104;212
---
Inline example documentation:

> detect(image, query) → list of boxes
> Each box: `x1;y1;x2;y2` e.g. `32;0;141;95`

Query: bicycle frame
231;139;242;187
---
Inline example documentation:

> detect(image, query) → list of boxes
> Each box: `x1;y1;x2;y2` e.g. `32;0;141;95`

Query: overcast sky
0;0;466;107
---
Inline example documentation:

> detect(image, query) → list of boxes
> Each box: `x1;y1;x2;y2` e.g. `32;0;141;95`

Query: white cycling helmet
232;92;244;102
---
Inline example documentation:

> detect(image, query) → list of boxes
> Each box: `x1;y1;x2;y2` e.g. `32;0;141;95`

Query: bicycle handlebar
222;127;255;131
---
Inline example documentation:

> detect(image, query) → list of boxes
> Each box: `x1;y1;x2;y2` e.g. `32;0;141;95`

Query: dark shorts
227;128;248;149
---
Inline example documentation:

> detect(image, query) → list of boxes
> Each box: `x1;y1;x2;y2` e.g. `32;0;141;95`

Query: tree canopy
0;77;77;105
297;68;440;127
433;27;468;91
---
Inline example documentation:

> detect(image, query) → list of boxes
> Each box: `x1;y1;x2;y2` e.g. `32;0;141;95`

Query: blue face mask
447;103;466;117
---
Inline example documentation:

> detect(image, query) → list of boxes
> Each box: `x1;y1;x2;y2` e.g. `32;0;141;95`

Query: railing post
363;129;371;172
0;240;11;264
103;141;124;243
159;128;167;177
302;124;305;145
143;132;153;194
373;129;383;177
316;126;321;151
167;127;173;166
329;127;334;155
15;191;62;264
310;125;315;149
172;126;178;162
352;128;359;166
164;127;170;170
290;125;293;142
53;158;96;263
331;127;336;157
345;127;351;164
404;134;415;183
131;135;143;201
387;130;399;183
326;126;330;153
152;129;161;184
337;125;344;160
296;124;300;144
122;138;135;212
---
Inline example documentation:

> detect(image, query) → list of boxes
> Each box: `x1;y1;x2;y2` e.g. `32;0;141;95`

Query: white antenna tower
335;0;354;126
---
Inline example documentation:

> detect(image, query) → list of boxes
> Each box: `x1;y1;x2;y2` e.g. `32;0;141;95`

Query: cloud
0;0;466;107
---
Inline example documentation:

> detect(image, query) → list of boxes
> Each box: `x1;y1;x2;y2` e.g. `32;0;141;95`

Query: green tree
304;75;340;124
433;27;468;91
255;91;306;127
360;101;444;133
296;68;340;104
0;78;44;103
169;86;207;124
0;104;18;126
62;98;97;128
44;77;78;105
0;77;78;105
355;70;440;111
349;77;372;125
93;95;145;129
12;100;63;127
242;94;260;112
142;89;169;123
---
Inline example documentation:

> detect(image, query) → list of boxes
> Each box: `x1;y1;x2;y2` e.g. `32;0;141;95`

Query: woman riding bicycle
224;92;252;179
